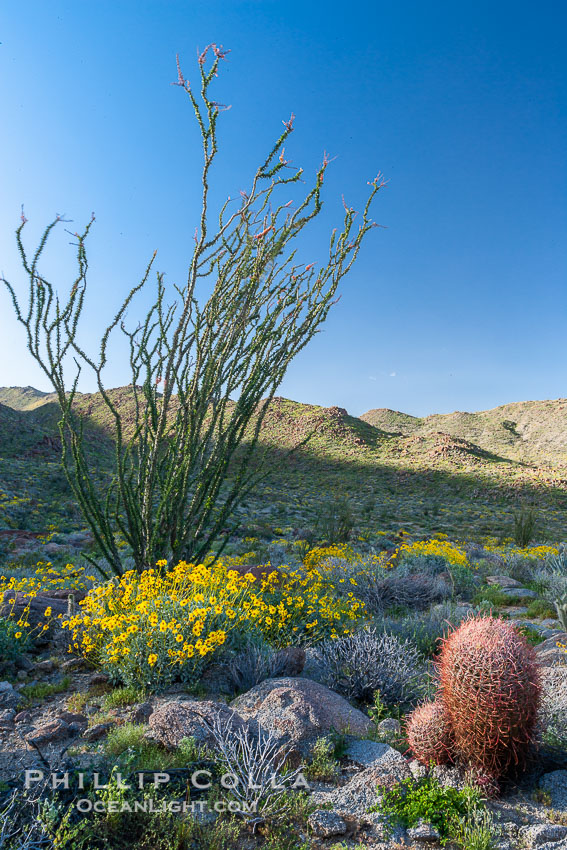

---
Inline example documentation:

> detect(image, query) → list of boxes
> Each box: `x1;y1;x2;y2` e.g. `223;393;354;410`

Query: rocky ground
1;621;566;850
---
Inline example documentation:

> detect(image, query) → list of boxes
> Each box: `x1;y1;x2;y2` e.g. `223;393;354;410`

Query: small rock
26;718;71;746
14;655;34;671
0;709;16;728
378;717;402;736
323;749;412;820
519;824;567;848
501;587;537;599
407;819;441;843
486;576;522;588
35;660;55;673
60;658;85;672
14;710;32;724
307;809;347;838
431;763;468;790
16;670;28;681
131;702;153;723
82;722;116;742
363;811;391;842
536;634;567;666
346;738;397;768
539;770;567;811
88;673;109;686
0;682;22;710
409;759;428;780
57;711;88;726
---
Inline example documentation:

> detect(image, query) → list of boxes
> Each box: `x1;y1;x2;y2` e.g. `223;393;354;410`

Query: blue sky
1;0;565;417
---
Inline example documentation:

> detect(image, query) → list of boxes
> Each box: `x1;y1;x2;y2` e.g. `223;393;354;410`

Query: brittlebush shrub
63;555;365;690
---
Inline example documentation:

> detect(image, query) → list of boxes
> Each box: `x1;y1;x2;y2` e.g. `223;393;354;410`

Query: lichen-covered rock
378;717;401;736
345;738;397;768
26;718;72;746
307;809;347;838
535;634;567;667
82;722;116;742
147;699;255;749
519;824;567;848
539;770;567;811
486;576;523;588
0;710;15;728
130;702;153;724
0;682;21;711
231;677;372;754
407;819;441;843
315;747;411;821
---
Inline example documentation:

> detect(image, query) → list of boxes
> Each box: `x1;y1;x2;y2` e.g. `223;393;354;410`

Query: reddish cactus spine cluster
406;615;541;784
406;700;453;765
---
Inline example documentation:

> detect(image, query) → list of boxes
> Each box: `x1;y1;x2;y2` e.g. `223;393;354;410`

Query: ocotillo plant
2;44;385;577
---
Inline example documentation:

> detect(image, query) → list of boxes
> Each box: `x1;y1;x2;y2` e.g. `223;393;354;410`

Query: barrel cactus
438;615;541;780
406;700;453;765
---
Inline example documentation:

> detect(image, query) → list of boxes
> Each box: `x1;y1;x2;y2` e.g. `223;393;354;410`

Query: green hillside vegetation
361;399;567;467
0;386;566;549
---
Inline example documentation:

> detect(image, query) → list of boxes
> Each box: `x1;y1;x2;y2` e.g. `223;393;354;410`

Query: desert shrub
19;676;71;706
313;495;355;544
370;603;472;658
0;560;98;650
316;627;425;706
63;557;365;691
525;598;557;620
539;548;567;630
204;712;306;823
373;775;483;842
101;686;145;710
326;559;450;614
380;572;451;610
513;509;537;547
104;722;148;757
450;807;500;850
226;638;289;693
324;542;479;614
105;725;206;774
306;736;339;781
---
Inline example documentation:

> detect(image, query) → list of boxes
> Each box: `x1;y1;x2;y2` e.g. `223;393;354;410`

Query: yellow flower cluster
397;538;469;568
483;542;560;560
302;544;357;570
0;561;95;642
62;555;365;690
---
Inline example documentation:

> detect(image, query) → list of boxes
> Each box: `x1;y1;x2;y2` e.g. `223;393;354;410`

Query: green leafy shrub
525;598;556;620
374;776;482;842
306;736;339;781
101;686;146;710
19;676;71;706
